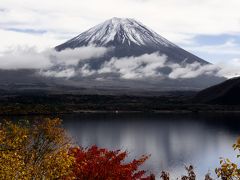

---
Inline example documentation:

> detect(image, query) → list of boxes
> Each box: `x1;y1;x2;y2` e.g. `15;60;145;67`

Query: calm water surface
4;113;240;178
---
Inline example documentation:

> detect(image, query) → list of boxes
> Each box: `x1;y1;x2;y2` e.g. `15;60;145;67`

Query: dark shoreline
0;93;240;115
2;107;240;116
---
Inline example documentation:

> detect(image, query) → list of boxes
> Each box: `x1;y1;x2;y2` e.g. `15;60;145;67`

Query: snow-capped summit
57;17;176;48
55;17;208;64
56;17;176;49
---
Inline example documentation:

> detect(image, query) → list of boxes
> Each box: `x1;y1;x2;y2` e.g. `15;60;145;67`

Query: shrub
69;145;154;180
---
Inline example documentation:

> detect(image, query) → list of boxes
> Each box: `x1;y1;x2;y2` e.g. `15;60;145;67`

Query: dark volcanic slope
56;17;209;65
194;77;240;105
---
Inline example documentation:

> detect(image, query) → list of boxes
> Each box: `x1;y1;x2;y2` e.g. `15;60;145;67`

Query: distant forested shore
0;93;240;115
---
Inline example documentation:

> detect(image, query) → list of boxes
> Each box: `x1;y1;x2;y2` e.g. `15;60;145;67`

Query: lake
2;112;240;178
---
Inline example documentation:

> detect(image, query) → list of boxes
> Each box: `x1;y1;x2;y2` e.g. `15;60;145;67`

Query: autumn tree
69;145;154;180
0;118;74;179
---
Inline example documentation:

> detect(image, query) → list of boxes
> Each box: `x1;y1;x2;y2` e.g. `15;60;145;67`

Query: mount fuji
56;17;208;65
52;17;224;93
0;18;225;95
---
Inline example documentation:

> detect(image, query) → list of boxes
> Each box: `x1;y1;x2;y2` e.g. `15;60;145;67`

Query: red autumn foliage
69;145;155;180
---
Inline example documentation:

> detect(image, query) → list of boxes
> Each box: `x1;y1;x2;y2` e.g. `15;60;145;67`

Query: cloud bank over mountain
0;46;221;79
96;53;219;79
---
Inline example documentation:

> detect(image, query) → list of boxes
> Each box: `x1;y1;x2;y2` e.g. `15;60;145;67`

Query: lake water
3;113;240;178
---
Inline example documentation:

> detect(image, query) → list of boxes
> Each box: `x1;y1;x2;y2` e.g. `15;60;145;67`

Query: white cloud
98;53;220;79
48;46;109;66
1;37;236;80
0;45;225;79
98;53;167;79
0;46;108;69
168;62;219;79
0;47;51;69
43;52;221;79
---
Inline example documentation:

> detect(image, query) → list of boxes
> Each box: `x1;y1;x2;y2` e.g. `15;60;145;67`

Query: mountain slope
55;17;209;65
193;77;240;105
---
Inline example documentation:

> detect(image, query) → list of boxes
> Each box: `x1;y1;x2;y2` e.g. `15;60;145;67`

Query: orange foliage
69;145;155;180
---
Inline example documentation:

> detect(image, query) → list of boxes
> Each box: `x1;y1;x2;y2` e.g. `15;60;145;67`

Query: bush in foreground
69;146;153;180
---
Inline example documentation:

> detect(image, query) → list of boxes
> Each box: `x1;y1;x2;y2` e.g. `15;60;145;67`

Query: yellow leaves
0;118;74;179
216;139;240;180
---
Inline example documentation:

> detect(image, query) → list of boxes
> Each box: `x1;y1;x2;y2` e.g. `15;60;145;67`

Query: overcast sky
1;0;240;77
